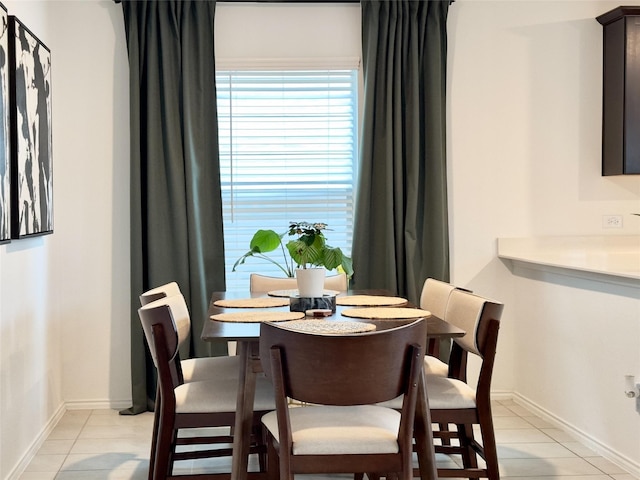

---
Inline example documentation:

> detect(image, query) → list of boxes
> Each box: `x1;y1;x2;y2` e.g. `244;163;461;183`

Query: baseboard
5;403;67;480
4;399;134;480
6;392;638;480
512;392;640;479
65;398;133;411
489;389;513;402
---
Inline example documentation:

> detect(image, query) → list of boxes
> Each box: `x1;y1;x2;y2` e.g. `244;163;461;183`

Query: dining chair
139;282;242;480
140;282;240;383
422;284;484;381
420;278;475;371
419;277;458;372
249;272;348;293
323;272;348;291
138;294;275;480
258;318;427;480
427;289;504;480
377;289;503;479
418;277;460;447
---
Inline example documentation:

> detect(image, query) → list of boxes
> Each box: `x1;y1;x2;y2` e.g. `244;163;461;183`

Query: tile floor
17;398;637;480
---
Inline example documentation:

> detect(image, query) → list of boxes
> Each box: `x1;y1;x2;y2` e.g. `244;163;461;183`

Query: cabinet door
598;7;640;175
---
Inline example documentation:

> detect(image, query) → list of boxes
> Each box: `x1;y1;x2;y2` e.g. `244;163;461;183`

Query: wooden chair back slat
259;319;426;406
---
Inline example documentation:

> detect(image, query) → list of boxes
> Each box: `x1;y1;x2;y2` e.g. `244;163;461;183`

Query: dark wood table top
202;289;465;342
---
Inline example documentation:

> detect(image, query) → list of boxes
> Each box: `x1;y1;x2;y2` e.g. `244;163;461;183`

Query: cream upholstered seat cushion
423;355;448;376
181;355;240;383
175;375;275;414
425;375;476;409
261;405;400;455
376;374;476;411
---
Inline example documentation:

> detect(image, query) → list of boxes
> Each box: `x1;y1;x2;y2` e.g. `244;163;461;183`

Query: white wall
447;0;640;473
0;0;639;479
0;1;130;478
0;3;59;478
216;3;361;60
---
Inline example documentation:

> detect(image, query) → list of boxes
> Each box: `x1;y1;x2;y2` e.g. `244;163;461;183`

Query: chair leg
427;339;439;357
479;416;500;480
266;434;279;480
148;387;161;480
458;423;478;469
438;422;451;446
278;441;293;480
153;413;175;480
258;424;268;473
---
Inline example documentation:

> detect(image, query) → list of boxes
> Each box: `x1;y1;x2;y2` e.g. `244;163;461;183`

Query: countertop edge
497;235;640;285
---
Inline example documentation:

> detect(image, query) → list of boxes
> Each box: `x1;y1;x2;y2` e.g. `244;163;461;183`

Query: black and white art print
0;3;9;243
8;15;52;239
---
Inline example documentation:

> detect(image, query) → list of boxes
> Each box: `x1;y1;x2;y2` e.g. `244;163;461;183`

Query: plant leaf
322;246;343;271
250;229;282;253
339;254;354;278
287;238;323;267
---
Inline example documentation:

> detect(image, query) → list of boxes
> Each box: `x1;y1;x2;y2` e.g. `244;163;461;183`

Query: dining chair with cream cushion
427;289;504;480
138;294;275;480
419;278;457;320
259;318;427;480
140;282;240;383
139;283;242;480
420;277;464;375
420;279;474;378
140;281;182;305
249;272;348;293
377;289;503;479
418;277;460;447
323;272;348;291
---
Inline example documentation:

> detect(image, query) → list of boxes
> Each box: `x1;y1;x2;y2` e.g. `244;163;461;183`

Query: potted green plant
233;221;354;295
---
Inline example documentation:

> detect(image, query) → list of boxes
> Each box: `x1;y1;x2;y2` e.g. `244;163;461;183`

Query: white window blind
216;69;358;291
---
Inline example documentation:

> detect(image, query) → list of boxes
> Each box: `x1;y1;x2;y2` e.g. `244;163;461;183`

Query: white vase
295;268;326;297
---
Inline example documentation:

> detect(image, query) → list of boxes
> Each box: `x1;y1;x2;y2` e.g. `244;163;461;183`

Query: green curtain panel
352;0;451;304
119;0;227;415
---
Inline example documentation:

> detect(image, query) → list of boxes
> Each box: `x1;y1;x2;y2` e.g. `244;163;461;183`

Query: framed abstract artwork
0;3;9;243
8;15;52;239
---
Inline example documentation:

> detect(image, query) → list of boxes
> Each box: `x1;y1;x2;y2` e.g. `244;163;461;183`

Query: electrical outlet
602;215;623;228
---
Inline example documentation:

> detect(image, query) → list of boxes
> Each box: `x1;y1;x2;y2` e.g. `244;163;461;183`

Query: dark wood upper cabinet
597;6;640;175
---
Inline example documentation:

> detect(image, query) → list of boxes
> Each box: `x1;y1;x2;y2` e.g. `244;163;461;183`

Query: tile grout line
18;402;638;480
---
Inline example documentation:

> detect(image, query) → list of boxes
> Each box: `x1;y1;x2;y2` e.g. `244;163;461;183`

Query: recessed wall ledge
497;235;640;287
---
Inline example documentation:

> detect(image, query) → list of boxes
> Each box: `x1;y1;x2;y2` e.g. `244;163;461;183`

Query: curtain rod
114;1;454;5
113;0;359;3
217;0;455;3
115;1;455;4
218;0;359;2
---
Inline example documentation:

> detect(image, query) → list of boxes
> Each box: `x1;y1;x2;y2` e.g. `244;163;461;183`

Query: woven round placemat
268;289;340;298
335;295;408;307
213;297;289;308
341;307;431;319
278;320;376;334
211;311;305;323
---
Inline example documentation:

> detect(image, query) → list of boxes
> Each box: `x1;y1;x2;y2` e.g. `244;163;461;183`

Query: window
216;70;358;291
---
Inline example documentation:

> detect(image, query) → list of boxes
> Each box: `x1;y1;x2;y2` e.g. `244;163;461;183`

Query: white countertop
497;235;640;283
